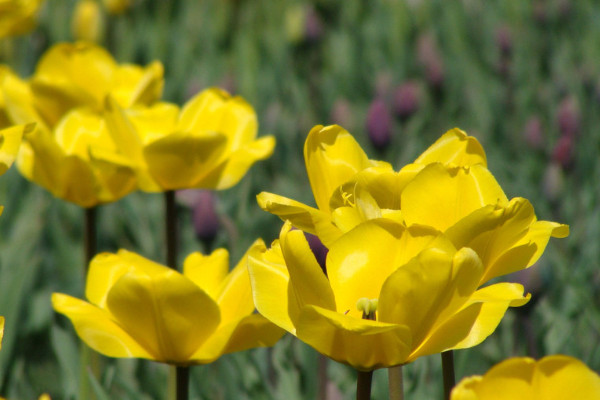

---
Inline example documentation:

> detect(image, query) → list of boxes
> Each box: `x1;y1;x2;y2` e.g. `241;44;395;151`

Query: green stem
165;190;178;270
442;351;455;400
388;365;404;400
356;370;373;400
80;206;99;400
176;366;190;400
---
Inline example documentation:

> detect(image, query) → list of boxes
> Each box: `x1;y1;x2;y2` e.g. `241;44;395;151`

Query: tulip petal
52;293;153;359
143;129;227;190
0;316;4;350
402;163;508;231
328;220;455;319
183;249;229;300
256;191;342;246
304;125;388;212
196;135;275;190
86;250;167;308
106;270;220;364
0;123;33;175
178;88;230;134
296;305;411;370
216;96;258;149
191;314;284;363
279;222;336;315
414;128;487;167
123;61;164;107
88;146;138;201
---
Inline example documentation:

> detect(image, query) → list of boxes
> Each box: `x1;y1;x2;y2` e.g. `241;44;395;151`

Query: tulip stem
165;190;178;270
388;365;404;400
80;206;99;400
176;366;190;400
317;354;328;400
442;351;455;400
356;370;373;400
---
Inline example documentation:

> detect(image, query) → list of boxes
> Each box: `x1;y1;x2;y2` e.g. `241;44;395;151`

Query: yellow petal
0;123;33;175
85;250;166;308
280;222;336;315
119;61;164;107
0;315;4;350
106;270;220;364
177;88;230;134
414;128;487;167
402;163;508;231
183;248;229;300
191;314;284;363
195;135;275;190
88;146;138;202
2;72;48;129
213;240;265;325
296;305;411;370
247;240;296;334
328;220;455;319
304;125;383;212
215;95;258;150
143;129;227;190
52;293;153;359
103;96;145;164
256;191;342;246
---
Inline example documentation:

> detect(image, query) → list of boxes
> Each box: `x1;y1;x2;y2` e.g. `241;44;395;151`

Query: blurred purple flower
305;6;324;43
523;116;544;150
552;135;574;169
417;33;445;89
557;96;580;137
366;98;392;150
542;162;565;202
330;98;354;129
185;190;220;247
393;81;420;121
495;26;512;57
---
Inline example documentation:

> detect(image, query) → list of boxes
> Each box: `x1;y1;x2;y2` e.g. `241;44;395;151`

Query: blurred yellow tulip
53;243;283;365
72;0;105;43
104;87;276;191
248;220;529;371
451;355;600;400
0;316;4;351
1;42;164;206
0;0;45;38
258;126;567;285
103;0;131;15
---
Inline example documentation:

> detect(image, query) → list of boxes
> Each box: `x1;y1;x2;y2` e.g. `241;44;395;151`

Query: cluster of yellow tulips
0;2;599;399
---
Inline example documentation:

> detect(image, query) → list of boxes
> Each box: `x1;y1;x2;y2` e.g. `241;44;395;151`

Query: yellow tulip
104;88;276;191
71;0;105;43
451;355;600;400
0;316;4;350
0;123;32;176
103;0;131;15
0;0;45;38
248;220;529;371
258;125;567;285
1;43;164;206
52;243;283;365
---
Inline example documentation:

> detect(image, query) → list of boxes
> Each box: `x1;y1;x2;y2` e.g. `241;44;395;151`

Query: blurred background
0;0;598;398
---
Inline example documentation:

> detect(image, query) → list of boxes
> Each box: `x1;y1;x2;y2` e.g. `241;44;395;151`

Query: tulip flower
72;0;105;43
0;316;4;350
0;0;45;38
104;87;276;191
1;43;165;207
451;355;600;399
258;126;568;286
248;220;529;371
52;242;283;365
0;123;32;176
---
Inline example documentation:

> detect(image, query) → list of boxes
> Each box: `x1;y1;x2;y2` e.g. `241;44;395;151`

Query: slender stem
176;366;190;400
81;206;98;400
317;354;328;400
165;190;178;270
441;351;455;400
356;370;373;400
388;365;404;400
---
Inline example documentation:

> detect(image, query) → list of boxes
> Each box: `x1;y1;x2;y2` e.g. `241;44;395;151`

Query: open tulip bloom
0;0;45;38
103;87;276;192
258;125;568;286
451;355;600;399
1;42;164;207
52;243;283;365
248;220;530;371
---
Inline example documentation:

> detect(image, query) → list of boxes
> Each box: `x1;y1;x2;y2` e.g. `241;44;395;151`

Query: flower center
356;297;378;320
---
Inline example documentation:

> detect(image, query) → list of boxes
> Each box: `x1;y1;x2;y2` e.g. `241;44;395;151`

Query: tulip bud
523;116;544;150
557;96;580;137
366;98;392;151
495;26;512;57
393;81;420;121
103;0;132;15
542;162;565;202
330;98;354;129
72;0;104;43
305;6;323;43
304;232;328;275
552;135;574;169
191;191;220;249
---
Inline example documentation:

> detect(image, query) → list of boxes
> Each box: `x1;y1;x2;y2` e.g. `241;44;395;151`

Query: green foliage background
1;0;599;398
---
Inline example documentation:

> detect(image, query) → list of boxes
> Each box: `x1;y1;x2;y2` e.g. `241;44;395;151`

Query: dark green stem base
176;366;190;400
442;351;455;400
165;190;178;270
356;369;373;400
